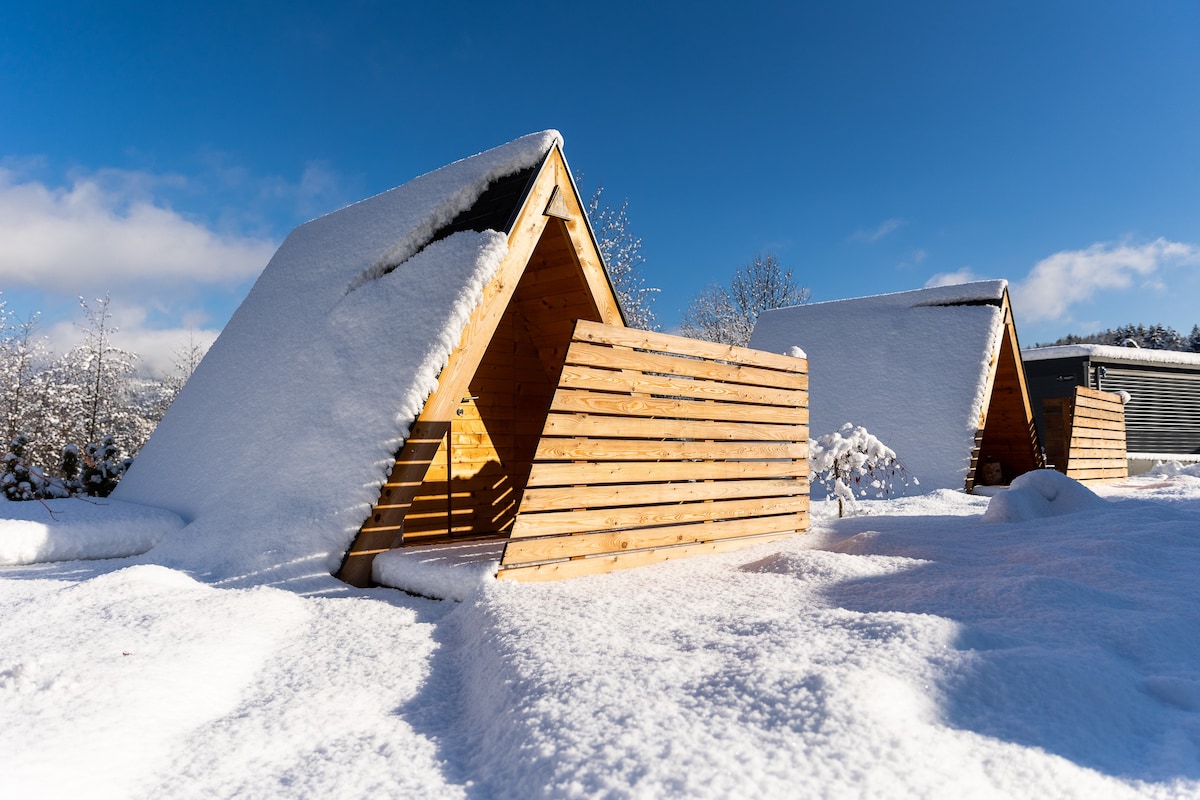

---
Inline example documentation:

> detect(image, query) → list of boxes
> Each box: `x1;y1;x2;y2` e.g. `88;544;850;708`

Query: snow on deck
750;280;1008;492
113;131;561;584
372;540;503;601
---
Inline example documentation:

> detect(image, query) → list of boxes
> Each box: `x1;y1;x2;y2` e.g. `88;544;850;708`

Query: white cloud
854;218;906;243
43;301;220;377
1011;238;1199;322
924;268;981;288
0;168;278;294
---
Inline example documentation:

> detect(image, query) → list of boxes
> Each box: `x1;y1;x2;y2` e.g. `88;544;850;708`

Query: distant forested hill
1039;323;1200;352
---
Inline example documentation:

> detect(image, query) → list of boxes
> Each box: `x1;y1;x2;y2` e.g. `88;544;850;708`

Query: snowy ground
3;470;1200;799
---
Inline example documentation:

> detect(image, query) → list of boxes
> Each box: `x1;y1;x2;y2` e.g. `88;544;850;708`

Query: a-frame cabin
336;140;627;584
750;281;1042;493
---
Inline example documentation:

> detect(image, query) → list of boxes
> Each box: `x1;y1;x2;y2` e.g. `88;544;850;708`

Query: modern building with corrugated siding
1022;344;1200;472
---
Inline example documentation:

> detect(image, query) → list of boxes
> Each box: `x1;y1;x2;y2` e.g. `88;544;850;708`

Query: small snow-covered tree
810;423;915;518
60;443;83;495
587;186;658;330
680;253;810;347
2;433;48;501
1189;325;1200;353
80;434;130;497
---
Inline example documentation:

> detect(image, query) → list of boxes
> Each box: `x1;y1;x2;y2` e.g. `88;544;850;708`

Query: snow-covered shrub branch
810;423;916;517
586;186;658;331
2;432;132;501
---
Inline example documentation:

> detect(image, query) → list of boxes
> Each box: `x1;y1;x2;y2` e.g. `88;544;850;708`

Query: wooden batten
1043;386;1128;482
498;320;810;582
968;289;1043;491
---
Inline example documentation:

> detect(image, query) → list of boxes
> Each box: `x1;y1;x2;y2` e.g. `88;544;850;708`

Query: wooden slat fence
497;320;810;581
1042;386;1128;483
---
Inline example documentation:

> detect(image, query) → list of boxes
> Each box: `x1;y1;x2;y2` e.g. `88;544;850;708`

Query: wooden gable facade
967;288;1044;491
339;145;810;586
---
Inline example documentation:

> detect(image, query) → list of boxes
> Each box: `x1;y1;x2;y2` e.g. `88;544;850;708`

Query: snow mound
0;497;185;565
372;540;502;601
1149;461;1200;479
981;470;1109;523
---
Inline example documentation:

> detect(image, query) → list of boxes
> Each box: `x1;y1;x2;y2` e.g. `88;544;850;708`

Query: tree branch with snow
810;423;916;517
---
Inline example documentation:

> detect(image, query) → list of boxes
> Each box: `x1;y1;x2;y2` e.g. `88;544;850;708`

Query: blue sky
3;1;1199;371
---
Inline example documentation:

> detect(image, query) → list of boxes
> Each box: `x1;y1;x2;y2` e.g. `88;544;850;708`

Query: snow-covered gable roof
749;280;1011;492
1023;343;1200;369
115;131;564;584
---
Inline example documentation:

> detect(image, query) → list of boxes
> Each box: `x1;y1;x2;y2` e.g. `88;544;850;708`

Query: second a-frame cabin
750;281;1042;493
116;131;810;590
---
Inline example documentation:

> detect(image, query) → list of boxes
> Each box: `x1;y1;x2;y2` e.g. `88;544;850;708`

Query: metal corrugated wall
1095;366;1200;454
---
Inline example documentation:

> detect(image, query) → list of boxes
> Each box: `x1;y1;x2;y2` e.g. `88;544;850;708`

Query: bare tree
1;298;58;449
680;253;810;346
587;186;658;330
71;293;138;445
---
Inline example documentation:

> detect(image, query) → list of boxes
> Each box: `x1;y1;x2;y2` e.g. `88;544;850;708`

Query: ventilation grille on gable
426;164;539;246
915;298;1003;309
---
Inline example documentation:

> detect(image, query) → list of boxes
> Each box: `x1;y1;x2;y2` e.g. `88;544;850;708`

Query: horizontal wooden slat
541;413;805;442
557;364;808;407
1068;427;1126;443
497;531;800;582
1064;459;1127;471
520;477;805;512
527;459;806;487
510;494;810;538
533;437;808;462
1066;467;1130;481
549;389;808;424
502;513;806;565
566;340;807;390
1070;413;1126;429
1061;447;1127;461
1072;401;1125;419
572;319;807;373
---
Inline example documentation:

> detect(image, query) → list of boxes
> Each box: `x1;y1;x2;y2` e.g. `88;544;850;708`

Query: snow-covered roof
749;280;1010;492
1022;343;1200;369
114;131;563;583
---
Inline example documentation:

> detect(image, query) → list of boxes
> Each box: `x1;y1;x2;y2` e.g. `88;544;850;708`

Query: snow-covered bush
810;423;915;517
60;444;83;496
81;435;131;497
2;434;48;501
1;433;130;501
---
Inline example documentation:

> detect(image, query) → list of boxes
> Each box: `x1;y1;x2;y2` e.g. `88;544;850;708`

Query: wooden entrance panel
401;306;555;542
361;217;604;550
498;321;811;581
